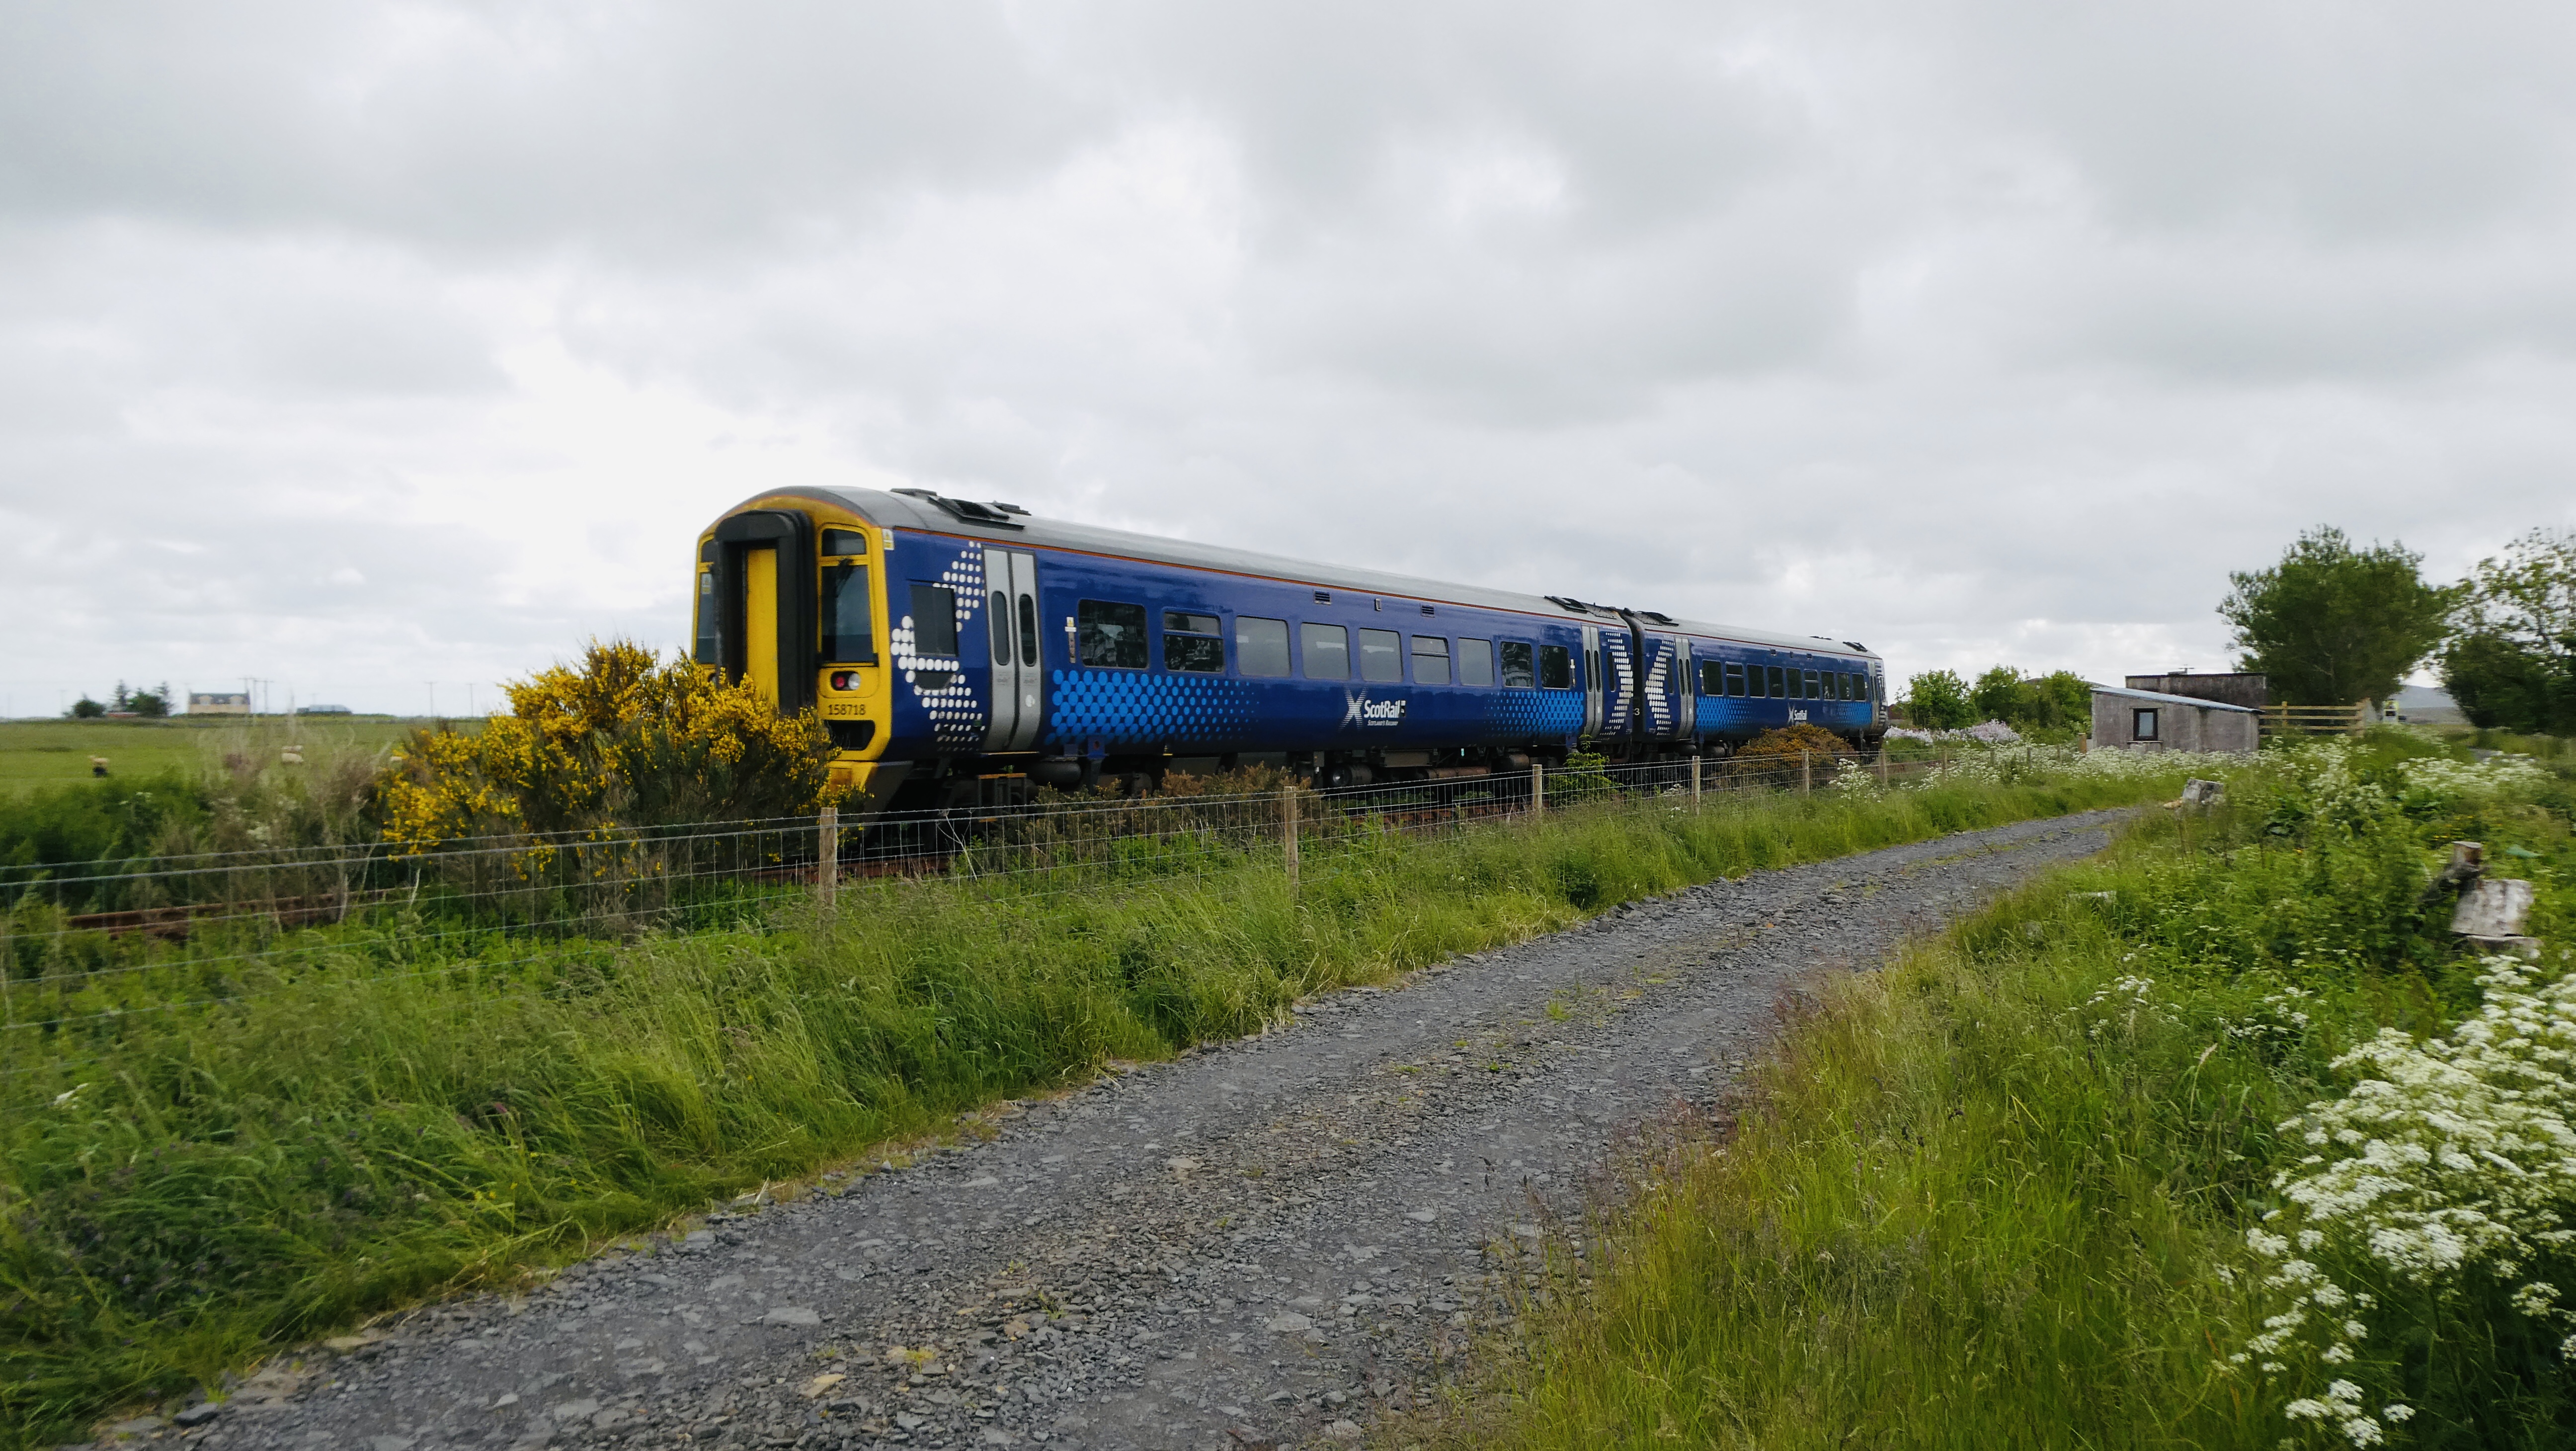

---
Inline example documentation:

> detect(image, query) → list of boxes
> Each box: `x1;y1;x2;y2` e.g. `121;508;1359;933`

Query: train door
1598;631;1636;740
1580;625;1604;739
711;508;815;716
980;548;1044;753
1642;632;1683;739
1674;638;1697;741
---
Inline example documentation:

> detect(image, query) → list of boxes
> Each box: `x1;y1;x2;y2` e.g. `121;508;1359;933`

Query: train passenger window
1458;638;1494;686
1767;665;1785;698
819;564;874;662
1411;635;1451;685
1806;669;1822;699
989;590;1012;665
695;569;720;664
1359;628;1403;683
1077;599;1147;668
1237;617;1291;677
821;528;868;557
909;584;959;658
1163;612;1225;673
1723;662;1743;697
1499;641;1535;688
1301;623;1351;680
1539;645;1574;690
1699;660;1722;695
1018;594;1039;666
1841;672;1856;700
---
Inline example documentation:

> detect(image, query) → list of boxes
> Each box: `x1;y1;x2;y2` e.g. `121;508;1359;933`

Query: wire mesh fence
1;745;1962;1083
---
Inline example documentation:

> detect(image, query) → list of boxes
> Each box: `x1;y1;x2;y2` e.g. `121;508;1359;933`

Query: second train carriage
694;486;1886;813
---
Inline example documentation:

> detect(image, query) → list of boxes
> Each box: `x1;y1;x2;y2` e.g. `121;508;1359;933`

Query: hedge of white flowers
2235;951;2576;1447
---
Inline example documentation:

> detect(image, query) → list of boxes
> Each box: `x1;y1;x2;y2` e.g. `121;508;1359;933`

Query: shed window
1237;617;1291;677
1359;628;1403;683
1301;623;1351;680
1499;641;1536;688
2134;708;2160;741
909;584;959;659
1458;638;1495;687
1411;635;1451;685
1539;645;1574;690
1077;599;1147;669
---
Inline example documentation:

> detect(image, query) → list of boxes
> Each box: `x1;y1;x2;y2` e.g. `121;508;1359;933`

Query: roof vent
1545;595;1592;614
1638;610;1677;626
1843;641;1870;653
889;488;1026;529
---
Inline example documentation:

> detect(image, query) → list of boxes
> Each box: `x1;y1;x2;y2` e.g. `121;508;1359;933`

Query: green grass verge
1;770;2179;1446
0;719;426;797
1441;739;2575;1450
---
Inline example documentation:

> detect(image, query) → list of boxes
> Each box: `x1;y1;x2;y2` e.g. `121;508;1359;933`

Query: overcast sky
4;1;2572;717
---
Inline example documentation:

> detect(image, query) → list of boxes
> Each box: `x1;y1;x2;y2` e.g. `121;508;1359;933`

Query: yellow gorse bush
378;639;841;853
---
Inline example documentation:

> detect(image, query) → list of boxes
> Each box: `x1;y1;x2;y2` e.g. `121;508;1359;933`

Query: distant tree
69;697;105;719
2220;527;2457;706
1969;666;2026;726
2440;528;2576;733
1903;669;1975;730
111;680;131;711
2030;670;2094;732
129;690;169;718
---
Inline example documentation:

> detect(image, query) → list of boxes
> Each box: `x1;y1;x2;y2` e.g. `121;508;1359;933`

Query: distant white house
187;692;250;716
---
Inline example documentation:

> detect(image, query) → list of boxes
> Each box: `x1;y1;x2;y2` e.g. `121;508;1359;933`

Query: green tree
2030;670;2094;731
2440;528;2576;733
1903;669;1974;730
1969;666;2028;726
68;698;104;719
2219;527;2456;706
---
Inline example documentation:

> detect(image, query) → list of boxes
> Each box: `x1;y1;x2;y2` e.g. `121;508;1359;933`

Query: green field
0;717;436;795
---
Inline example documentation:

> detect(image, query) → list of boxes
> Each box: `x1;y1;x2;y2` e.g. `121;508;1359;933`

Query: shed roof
2090;683;2260;713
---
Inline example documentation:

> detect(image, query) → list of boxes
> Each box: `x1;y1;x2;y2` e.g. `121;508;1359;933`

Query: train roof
732;485;1877;662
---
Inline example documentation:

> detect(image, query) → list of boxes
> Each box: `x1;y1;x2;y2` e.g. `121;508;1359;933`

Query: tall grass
0;770;2170;1446
1443;740;2573;1450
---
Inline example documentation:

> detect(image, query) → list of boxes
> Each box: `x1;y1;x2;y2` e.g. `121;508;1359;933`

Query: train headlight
829;670;862;691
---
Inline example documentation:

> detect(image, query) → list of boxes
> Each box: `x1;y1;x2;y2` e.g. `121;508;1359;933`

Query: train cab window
821;528;868;557
1237;616;1291;677
1301;623;1351;680
1539;644;1574;689
1163;611;1225;672
907;583;958;659
1077;599;1148;669
1457;638;1494;687
1767;665;1785;698
1411;635;1451;685
820;564;875;663
1358;628;1403;683
1499;641;1536;688
694;569;720;664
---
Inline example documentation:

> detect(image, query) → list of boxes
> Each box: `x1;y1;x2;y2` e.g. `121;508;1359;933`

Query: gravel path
145;808;2127;1451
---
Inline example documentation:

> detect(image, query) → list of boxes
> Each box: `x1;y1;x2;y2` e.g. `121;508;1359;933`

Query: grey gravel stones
151;810;2121;1451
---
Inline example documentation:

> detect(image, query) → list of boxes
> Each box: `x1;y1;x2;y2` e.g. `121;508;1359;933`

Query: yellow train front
695;486;1887;815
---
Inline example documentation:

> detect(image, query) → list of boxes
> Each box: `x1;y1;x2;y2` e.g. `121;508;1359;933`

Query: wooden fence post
1877;748;1890;788
1282;787;1299;891
1690;756;1702;812
1801;749;1812;796
816;806;839;909
1531;760;1546;819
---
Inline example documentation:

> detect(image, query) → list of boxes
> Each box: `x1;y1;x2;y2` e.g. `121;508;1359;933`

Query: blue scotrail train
697;487;1885;814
